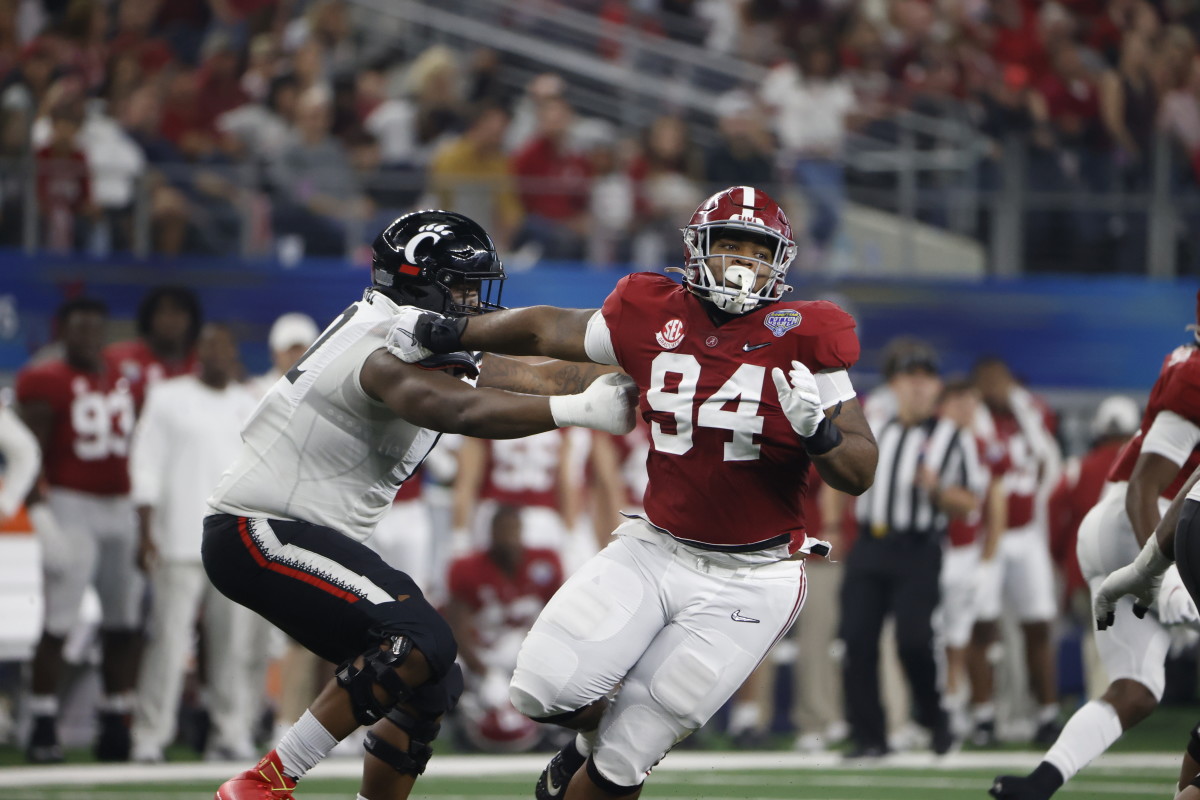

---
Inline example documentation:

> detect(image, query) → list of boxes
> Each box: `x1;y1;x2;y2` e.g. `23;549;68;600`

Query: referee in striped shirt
841;341;987;758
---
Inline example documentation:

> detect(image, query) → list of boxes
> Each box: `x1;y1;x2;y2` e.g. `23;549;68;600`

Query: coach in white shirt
129;324;261;763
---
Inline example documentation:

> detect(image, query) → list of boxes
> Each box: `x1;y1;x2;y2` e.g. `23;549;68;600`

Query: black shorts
202;513;456;679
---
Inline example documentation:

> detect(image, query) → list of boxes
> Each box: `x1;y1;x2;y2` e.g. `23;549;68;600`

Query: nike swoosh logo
731;610;761;623
546;772;563;796
742;342;771;352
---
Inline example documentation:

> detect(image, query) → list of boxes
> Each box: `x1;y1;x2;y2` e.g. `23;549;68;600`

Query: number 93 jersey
590;273;860;555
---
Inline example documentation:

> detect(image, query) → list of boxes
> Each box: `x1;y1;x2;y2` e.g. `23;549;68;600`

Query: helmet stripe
738;185;756;209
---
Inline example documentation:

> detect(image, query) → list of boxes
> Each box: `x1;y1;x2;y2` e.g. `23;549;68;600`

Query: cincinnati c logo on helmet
403;223;452;266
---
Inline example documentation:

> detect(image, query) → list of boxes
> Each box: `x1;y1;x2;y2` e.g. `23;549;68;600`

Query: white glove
1156;565;1200;630
772;360;824;438
384;306;439;363
1094;536;1172;630
549;373;638;435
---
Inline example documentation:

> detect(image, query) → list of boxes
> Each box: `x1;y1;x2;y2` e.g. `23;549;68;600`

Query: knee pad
336;634;416;726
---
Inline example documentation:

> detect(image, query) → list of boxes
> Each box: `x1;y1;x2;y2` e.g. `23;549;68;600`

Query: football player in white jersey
201;210;637;800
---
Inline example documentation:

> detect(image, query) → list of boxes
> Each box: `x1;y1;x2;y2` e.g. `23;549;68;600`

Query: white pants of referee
509;518;806;788
132;560;270;757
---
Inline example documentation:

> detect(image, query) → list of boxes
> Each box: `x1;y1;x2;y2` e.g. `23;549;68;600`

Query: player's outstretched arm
418;307;598;363
811;397;877;496
477;354;620;395
1127;452;1182;546
360;349;635;438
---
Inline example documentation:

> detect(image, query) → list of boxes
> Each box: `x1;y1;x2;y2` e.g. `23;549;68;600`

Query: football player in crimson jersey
993;299;1200;800
15;298;143;763
393;186;877;800
104;286;202;410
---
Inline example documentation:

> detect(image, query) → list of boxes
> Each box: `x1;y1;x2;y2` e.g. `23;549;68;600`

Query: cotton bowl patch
764;309;801;337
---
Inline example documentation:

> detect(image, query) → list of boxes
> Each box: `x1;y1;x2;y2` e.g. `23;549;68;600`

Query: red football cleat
215;750;299;800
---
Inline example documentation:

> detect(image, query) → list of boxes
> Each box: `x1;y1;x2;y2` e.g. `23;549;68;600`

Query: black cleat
990;763;1065;800
95;710;132;762
970;719;997;747
26;715;63;764
931;720;956;756
1033;717;1062;746
535;744;585;800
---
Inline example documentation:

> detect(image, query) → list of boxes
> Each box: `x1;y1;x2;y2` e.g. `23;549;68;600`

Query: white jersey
209;291;462;542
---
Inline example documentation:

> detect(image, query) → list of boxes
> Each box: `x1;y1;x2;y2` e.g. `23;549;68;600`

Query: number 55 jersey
584;273;860;557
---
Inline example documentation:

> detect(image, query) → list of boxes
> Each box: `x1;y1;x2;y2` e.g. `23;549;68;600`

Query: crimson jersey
1049;439;1126;598
480;430;567;509
447;547;563;646
989;400;1055;530
1108;344;1200;500
104;339;196;410
15;359;135;495
601;273;860;552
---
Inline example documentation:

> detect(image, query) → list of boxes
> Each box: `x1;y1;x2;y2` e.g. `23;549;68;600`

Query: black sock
1028;762;1065;795
559;737;587;773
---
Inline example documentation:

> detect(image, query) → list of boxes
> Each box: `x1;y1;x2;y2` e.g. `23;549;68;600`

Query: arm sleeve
1142;409;1200;467
0;407;40;519
583;310;619;366
128;388;170;507
814;369;855;409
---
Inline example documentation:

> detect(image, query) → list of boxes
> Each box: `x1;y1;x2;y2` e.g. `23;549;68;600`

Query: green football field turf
0;764;1182;800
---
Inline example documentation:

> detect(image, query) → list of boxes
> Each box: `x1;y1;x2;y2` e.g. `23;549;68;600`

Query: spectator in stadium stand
405;44;468;165
841;342;982;758
1;38;60;126
129;323;264;764
1047;395;1141;647
35;100;96;253
218;73;300;164
16;298;142;763
116;85;194;255
628;114;704;268
760;39;855;269
703;90;776;190
968;356;1064;747
428;103;524;251
443;504;563;754
105;285;202;411
511;95;591;261
269;87;368;257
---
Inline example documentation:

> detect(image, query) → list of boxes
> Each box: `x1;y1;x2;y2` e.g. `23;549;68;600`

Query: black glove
414;314;469;354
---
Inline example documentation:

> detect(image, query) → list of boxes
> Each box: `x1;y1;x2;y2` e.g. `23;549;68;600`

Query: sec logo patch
655;319;685;349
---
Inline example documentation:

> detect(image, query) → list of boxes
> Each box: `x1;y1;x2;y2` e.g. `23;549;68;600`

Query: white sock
275;711;338;780
100;693;135;714
1043;700;1124;782
729;701;762;734
1037;703;1060;725
358;795;370;800
972;703;995;723
28;695;58;717
575;731;595;756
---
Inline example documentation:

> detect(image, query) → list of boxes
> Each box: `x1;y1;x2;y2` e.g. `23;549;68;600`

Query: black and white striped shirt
856;415;989;538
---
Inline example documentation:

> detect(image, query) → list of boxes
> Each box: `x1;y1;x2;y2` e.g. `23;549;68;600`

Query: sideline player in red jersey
15;298;142;763
444;504;563;753
392;186;878;800
105;285;202;409
993;297;1200;800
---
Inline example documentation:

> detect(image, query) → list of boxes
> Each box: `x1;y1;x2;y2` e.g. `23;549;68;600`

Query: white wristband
548;393;585;429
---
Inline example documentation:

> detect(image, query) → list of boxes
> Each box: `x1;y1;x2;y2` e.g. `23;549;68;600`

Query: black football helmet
371;210;505;316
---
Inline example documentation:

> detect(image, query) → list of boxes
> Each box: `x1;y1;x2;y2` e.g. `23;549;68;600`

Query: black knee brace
364;706;442;776
336;634;415;726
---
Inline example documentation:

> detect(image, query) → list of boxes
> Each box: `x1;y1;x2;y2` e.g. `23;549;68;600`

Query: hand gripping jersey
1108;344;1200;499
15;359;135;495
208;291;473;541
591;273;859;554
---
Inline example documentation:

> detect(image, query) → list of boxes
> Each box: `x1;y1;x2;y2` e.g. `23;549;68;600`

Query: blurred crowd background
2;0;1200;771
5;0;1200;274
